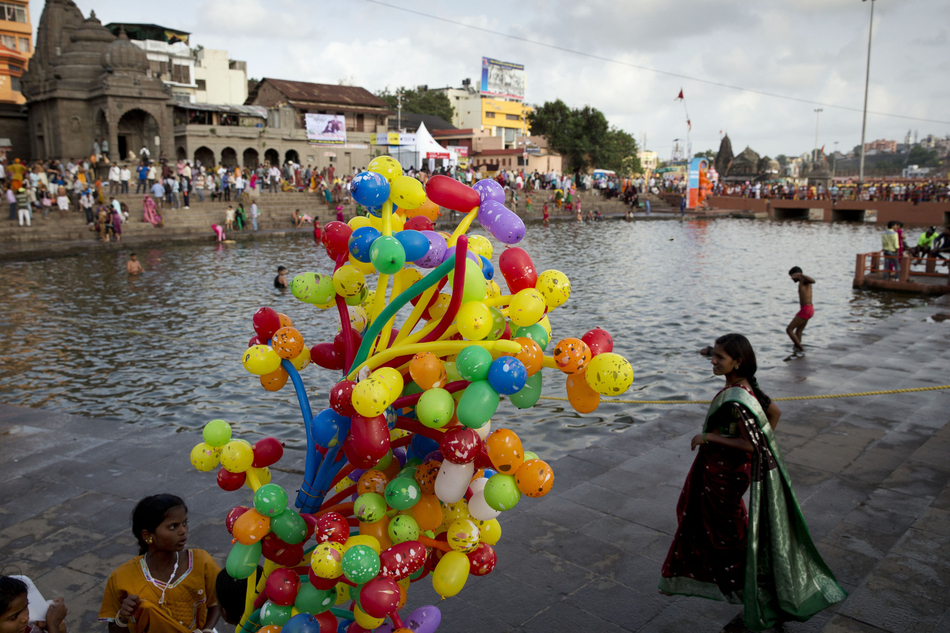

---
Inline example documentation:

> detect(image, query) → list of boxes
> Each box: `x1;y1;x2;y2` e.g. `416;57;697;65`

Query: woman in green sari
235;204;247;231
658;333;846;630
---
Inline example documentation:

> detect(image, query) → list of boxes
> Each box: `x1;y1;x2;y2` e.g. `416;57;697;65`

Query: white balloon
467;489;501;521
474;420;492;441
434;460;474;504
468;477;489;495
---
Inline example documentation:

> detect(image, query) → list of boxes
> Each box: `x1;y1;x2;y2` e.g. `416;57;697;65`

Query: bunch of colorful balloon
203;156;633;632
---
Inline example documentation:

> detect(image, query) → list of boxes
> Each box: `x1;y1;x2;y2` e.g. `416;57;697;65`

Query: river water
0;219;928;459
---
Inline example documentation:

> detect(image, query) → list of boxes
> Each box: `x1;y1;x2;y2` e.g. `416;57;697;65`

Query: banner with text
305;113;346;145
375;132;417;146
480;57;525;101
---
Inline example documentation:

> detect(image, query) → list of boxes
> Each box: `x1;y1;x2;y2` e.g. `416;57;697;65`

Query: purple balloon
416;231;447;268
375;606;442;633
393;446;407;467
441;246;481;266
473;179;505;205
422;450;444;464
478;200;525;244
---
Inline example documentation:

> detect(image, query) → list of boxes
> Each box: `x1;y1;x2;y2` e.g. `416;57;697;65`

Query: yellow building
480;98;531;149
0;0;31;104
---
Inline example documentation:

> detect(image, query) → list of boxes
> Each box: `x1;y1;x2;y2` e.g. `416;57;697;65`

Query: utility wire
366;0;950;126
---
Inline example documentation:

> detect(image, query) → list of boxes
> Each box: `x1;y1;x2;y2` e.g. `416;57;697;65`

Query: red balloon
333;330;363;359
315;611;339;633
226;506;251;534
261;533;305;567
344;620;368;633
252;437;284;468
499;247;538;294
321;221;352;259
378;541;428;581
302;513;318;541
264;568;300;606
404;215;433;232
253;307;282;342
425;175;481;213
345;414;390;469
308;567;339;590
218;469;246;492
311;342;344;371
359;576;401;618
248;335;261;348
440;427;482;464
329;380;357;417
473;446;494;471
501;321;512;340
582;328;614;356
466;542;496;576
316;512;349;545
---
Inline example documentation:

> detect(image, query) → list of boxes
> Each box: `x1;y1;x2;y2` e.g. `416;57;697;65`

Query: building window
0;3;27;23
356;113;364;133
0;34;14;50
149;60;169;77
485;111;495;119
17;37;27;52
173;92;190;103
195;79;206;91
10;75;19;91
170;64;190;84
505;114;520;121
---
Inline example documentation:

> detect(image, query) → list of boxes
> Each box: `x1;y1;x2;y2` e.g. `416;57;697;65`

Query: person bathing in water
786;266;815;351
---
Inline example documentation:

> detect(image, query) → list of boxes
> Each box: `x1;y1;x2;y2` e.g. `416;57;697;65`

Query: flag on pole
675;89;684;100
687;119;692;131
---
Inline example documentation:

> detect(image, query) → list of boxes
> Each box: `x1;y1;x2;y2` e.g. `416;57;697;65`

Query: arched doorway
285;149;300;165
176;146;187;161
194;146;214;168
221;147;238;167
117;109;160;162
264;148;279;167
243;148;260;170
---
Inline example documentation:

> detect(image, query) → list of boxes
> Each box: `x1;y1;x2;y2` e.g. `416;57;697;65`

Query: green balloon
402;381;423;397
484;307;507;341
459;258;487;303
371;236;406;275
202;419;232;448
405;457;422;469
515;324;550;351
416;388;455;428
396;465;418;480
373;449;393;470
523;451;539;461
456;380;499;429
385;476;421;510
342;545;381;584
484;474;521;511
291;272;335;305
260;601;293;626
225;541;261;579
344;284;369;306
294;582;335;614
444;361;463;382
353;492;387;523
270;508;307;544
456;346;493;382
388;515;420;543
254;483;288;518
510;372;542;409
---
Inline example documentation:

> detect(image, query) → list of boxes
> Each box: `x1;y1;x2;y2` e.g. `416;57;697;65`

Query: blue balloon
487;356;528;395
366;205;383;217
395;229;431;262
336;619;353;633
479;254;494;280
351;171;390;208
348;226;381;263
311;409;351;449
409;432;439;461
483;468;498;478
385;405;397;430
282;613;323;633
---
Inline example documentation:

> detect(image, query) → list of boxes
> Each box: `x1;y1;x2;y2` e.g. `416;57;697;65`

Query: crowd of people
880;222;950;278
694;179;949;202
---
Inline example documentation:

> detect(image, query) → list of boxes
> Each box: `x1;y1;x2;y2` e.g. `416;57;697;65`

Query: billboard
480;57;525;101
305;113;346;145
687;158;710;209
375;132;417;146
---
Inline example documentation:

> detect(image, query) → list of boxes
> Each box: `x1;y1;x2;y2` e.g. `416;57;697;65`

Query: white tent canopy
390;122;458;171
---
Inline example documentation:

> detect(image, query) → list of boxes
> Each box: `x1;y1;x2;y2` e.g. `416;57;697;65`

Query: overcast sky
36;0;950;159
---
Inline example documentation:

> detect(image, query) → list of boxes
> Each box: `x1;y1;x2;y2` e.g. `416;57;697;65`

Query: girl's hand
690;434;706;451
118;593;140;618
45;598;67;623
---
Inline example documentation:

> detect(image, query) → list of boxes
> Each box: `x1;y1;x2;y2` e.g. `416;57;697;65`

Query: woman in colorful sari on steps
658;333;846;630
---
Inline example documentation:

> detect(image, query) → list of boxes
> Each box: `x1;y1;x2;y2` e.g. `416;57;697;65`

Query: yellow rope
538;384;950;405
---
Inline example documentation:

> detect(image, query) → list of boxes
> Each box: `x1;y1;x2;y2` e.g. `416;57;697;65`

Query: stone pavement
2;297;950;632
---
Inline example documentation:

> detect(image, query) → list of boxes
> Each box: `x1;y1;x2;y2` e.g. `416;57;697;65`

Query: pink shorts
797;305;815;320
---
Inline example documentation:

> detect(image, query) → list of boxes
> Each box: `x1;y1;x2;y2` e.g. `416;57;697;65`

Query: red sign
426;152;450;159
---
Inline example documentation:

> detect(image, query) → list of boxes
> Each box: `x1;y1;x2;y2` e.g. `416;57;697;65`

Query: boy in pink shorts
786;266;815;351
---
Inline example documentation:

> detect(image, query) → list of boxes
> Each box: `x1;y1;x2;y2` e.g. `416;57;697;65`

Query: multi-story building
193;47;247;105
432;81;530;150
0;0;32;104
637;150;658;179
105;23;195;104
863;139;897;153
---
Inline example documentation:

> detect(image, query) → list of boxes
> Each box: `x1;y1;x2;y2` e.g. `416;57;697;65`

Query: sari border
657;575;743;605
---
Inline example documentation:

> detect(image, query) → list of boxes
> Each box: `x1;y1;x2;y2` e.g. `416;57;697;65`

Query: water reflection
0;219;929;459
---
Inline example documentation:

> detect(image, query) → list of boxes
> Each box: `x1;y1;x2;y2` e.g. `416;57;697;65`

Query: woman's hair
131;494;187;555
0;576;27;615
715;333;770;406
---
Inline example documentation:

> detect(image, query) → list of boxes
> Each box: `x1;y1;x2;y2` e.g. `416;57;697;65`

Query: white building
431;84;481;130
194;48;247;105
638;150;658;175
902;164;931;178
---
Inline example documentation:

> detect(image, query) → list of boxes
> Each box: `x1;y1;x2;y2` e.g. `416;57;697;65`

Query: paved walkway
2;297;949;632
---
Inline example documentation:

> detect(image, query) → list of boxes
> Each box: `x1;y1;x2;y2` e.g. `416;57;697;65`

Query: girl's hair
0;576;27;615
131;494;187;555
715;333;770;406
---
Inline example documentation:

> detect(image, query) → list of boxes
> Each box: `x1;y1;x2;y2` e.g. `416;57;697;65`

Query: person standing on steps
786;266;815;351
250;201;259;231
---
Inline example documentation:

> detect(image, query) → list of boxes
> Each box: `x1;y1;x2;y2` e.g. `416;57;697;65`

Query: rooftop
104;23;190;45
254;78;391;110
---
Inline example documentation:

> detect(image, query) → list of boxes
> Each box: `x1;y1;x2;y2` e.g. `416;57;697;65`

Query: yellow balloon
468;235;493;260
441;499;471;527
190;443;219;472
428;293;452;321
390;175;426;210
333;265;366;298
334;582;351;605
432;550;470;598
290;347;311;371
343;534;382;554
348;215;371;230
536;270;571;308
367;214;383;230
396;267;422;289
354;604;385;629
242;344;282;376
486;279;503;299
508;288;546;327
219;440;254;473
348;252;377;276
479;518;502;545
391;212;405;233
585;352;634;396
310;542;345;578
456;301;492;341
252;466;272;485
447;518;480;553
372;367;404;397
367;156;402;183
538;314;552;337
352;377;392;417
349;306;369;332
316;297;337;310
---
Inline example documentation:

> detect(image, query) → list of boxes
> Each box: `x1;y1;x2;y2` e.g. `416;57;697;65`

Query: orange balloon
405;198;441;222
553;338;592;375
566;369;600;414
260;366;289;392
512;336;543;376
485;429;524;475
514;459;555;498
382;457;402;481
415;460;441;495
272;327;304;360
410;493;444;531
357;470;389;495
360;516;393;551
277;313;293;328
259;627;282;633
409;351;448;390
396;581;408;611
233;508;271;545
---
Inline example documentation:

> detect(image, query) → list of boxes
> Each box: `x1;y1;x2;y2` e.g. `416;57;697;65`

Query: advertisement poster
305;113;346;145
687;157;708;209
375;132;417;146
480;57;525;101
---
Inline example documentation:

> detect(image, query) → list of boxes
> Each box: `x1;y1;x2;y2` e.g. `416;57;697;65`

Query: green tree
775;154;788;167
694;149;717;162
907;145;938;167
376;87;454;125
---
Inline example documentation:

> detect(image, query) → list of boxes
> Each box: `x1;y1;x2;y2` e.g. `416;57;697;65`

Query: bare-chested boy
126;253;144;275
786;266;815;351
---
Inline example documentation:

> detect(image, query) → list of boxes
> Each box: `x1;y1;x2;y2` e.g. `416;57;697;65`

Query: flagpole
858;0;875;193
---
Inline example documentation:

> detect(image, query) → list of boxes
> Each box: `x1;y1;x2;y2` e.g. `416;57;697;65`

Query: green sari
658;386;847;630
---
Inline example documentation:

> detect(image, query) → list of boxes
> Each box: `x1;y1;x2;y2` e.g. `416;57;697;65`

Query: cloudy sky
36;0;950;159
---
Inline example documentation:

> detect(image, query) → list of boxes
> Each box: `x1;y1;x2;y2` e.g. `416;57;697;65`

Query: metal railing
854;250;950;285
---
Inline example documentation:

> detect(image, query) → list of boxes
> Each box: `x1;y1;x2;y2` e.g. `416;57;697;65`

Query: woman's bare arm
766;402;781;429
